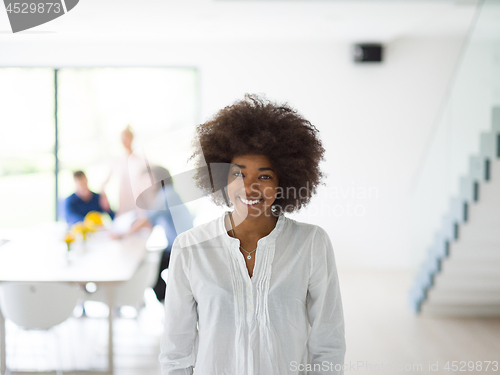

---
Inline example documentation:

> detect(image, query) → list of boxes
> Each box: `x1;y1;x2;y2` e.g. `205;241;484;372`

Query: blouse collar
219;211;285;247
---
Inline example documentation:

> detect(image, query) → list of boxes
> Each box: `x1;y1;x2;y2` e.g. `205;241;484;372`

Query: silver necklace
229;212;257;260
239;245;257;260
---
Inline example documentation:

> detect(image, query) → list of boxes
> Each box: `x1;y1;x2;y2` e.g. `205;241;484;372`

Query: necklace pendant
247;255;251;260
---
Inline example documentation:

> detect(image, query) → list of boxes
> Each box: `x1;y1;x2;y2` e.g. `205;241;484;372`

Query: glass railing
410;0;500;309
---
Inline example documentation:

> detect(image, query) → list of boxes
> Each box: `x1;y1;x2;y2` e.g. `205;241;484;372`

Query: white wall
0;36;465;268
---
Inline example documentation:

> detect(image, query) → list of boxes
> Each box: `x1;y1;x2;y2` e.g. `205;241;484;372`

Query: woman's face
227;154;279;220
121;131;133;149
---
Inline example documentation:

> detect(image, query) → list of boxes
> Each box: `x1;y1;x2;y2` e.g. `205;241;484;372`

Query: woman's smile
238;196;263;206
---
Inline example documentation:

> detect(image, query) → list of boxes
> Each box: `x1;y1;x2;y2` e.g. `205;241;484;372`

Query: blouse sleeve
159;237;198;375
306;227;346;375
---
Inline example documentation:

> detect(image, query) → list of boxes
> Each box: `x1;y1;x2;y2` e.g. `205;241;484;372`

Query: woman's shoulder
280;217;335;266
281;215;329;238
173;214;224;249
280;216;333;253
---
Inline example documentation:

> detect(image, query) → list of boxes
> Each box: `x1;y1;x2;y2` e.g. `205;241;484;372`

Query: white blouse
159;212;345;375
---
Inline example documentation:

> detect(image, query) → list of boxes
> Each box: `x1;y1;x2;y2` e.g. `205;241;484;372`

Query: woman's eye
260;175;271;180
233;172;243;177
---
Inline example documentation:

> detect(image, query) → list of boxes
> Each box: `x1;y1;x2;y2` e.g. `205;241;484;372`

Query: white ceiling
0;0;479;42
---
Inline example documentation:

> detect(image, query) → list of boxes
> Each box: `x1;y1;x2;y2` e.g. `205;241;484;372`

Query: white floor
4;289;164;375
4;270;500;375
340;269;500;375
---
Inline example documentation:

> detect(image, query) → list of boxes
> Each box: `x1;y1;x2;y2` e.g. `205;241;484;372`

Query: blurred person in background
65;170;115;225
118;165;193;302
102;125;145;217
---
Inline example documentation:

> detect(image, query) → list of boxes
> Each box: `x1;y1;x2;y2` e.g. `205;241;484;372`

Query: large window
0;67;199;228
0;69;55;227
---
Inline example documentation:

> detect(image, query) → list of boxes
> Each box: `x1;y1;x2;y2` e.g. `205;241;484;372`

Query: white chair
0;282;84;374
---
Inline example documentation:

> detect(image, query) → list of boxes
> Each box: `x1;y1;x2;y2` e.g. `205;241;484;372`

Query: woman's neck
226;211;278;241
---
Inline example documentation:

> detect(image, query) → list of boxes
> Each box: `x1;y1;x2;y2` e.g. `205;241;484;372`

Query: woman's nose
244;178;260;195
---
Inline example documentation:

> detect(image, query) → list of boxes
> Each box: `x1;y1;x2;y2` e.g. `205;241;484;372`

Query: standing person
159;94;346;374
65;170;114;225
102;125;145;217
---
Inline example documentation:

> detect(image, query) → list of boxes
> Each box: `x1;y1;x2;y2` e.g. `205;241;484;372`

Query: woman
160;94;345;375
102;125;144;217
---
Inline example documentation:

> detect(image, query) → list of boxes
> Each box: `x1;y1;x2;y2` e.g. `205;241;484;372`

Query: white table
0;225;148;375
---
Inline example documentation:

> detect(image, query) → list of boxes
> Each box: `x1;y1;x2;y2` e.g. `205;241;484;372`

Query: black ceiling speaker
353;44;383;63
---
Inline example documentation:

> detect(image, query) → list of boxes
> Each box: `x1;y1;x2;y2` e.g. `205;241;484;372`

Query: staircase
410;107;500;316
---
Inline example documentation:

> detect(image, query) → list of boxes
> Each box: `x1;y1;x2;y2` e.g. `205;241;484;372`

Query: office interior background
0;0;499;374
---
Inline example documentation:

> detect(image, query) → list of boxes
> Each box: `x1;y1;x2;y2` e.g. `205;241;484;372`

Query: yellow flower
84;211;103;233
64;232;75;244
85;221;97;233
64;232;75;251
84;211;103;226
72;222;84;233
72;222;88;241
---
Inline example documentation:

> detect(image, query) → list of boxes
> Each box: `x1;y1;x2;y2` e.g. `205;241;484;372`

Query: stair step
469;155;488;182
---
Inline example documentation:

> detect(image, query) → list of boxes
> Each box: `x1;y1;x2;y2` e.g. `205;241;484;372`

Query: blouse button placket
247;281;254;322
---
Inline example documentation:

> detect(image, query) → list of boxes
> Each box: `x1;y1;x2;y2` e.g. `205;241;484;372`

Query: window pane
57;68;199;214
0;68;55;228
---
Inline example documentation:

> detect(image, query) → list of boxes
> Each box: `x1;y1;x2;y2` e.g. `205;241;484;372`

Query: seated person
121;166;193;302
65;170;115;225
